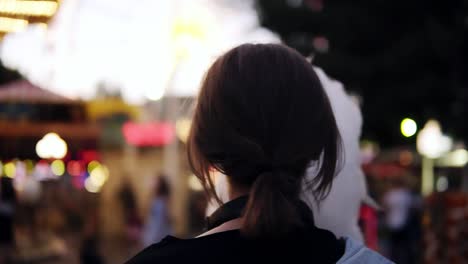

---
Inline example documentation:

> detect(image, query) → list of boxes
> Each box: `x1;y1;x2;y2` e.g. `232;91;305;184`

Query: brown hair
188;44;341;238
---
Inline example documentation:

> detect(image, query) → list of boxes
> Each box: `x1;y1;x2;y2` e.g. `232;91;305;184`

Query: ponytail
242;170;305;238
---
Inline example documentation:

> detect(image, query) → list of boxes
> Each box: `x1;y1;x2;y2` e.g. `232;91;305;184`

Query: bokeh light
84;177;100;193
401;118;417;137
0;1;279;103
0;0;58;17
67;161;82;177
4;162;15;178
84;165;109;193
451;149;468;166
436;176;448;192
87;160;101;174
89;165;109;187
24;159;34;173
0;17;28;32
51;160;65;176
417;120;452;159
439;149;468;167
36;133;68;159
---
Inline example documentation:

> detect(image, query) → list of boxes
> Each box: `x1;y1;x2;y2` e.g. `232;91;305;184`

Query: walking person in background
118;180;142;243
80;207;105;264
383;178;418;264
0;177;17;263
126;44;392;263
79;190;105;264
141;175;173;246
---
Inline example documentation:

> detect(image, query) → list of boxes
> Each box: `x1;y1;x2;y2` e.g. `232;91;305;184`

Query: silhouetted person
0;177;16;245
80;198;105;264
383;179;419;263
118;181;142;242
141;175;173;246
0;177;17;263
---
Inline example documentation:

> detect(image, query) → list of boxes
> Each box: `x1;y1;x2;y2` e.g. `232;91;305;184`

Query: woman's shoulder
125;227;350;264
125;231;242;264
337;238;394;264
125;236;177;263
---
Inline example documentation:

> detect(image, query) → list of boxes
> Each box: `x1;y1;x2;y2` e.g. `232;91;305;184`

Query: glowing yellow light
401;118;417;137
145;88;165;101
176;118;191;143
89;165;109;187
441;149;468;167
173;19;206;42
85;165;109;193
0;161;3;176
36;133;68;159
417;120;452;159
4;162;15;178
0;17;28;32
452;149;468;166
0;0;58;17
34;22;47;29
24;159;34;173
51;160;65;176
87;160;101;174
172;15;208;59
84;177;100;193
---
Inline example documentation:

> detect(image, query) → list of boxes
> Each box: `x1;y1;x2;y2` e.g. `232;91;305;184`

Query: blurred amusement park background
0;0;467;263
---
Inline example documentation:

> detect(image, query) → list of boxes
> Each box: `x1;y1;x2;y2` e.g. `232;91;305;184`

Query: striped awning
0;79;74;103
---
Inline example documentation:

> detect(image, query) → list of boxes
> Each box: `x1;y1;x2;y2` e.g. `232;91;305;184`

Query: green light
87;160;101;174
401;118;417;137
4;162;15;178
25;160;34;173
51;160;65;176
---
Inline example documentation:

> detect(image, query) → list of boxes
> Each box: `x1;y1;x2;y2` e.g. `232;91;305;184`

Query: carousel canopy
0;79;75;104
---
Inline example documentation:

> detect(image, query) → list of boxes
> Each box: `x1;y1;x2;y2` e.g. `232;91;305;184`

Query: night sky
257;0;468;147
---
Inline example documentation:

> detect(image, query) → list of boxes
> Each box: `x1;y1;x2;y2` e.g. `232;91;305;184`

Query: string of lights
0;0;58;35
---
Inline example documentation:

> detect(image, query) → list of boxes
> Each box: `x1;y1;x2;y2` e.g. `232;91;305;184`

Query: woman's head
188;44;340;238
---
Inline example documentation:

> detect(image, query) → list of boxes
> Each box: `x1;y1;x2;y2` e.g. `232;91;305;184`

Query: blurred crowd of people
0;171;211;264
